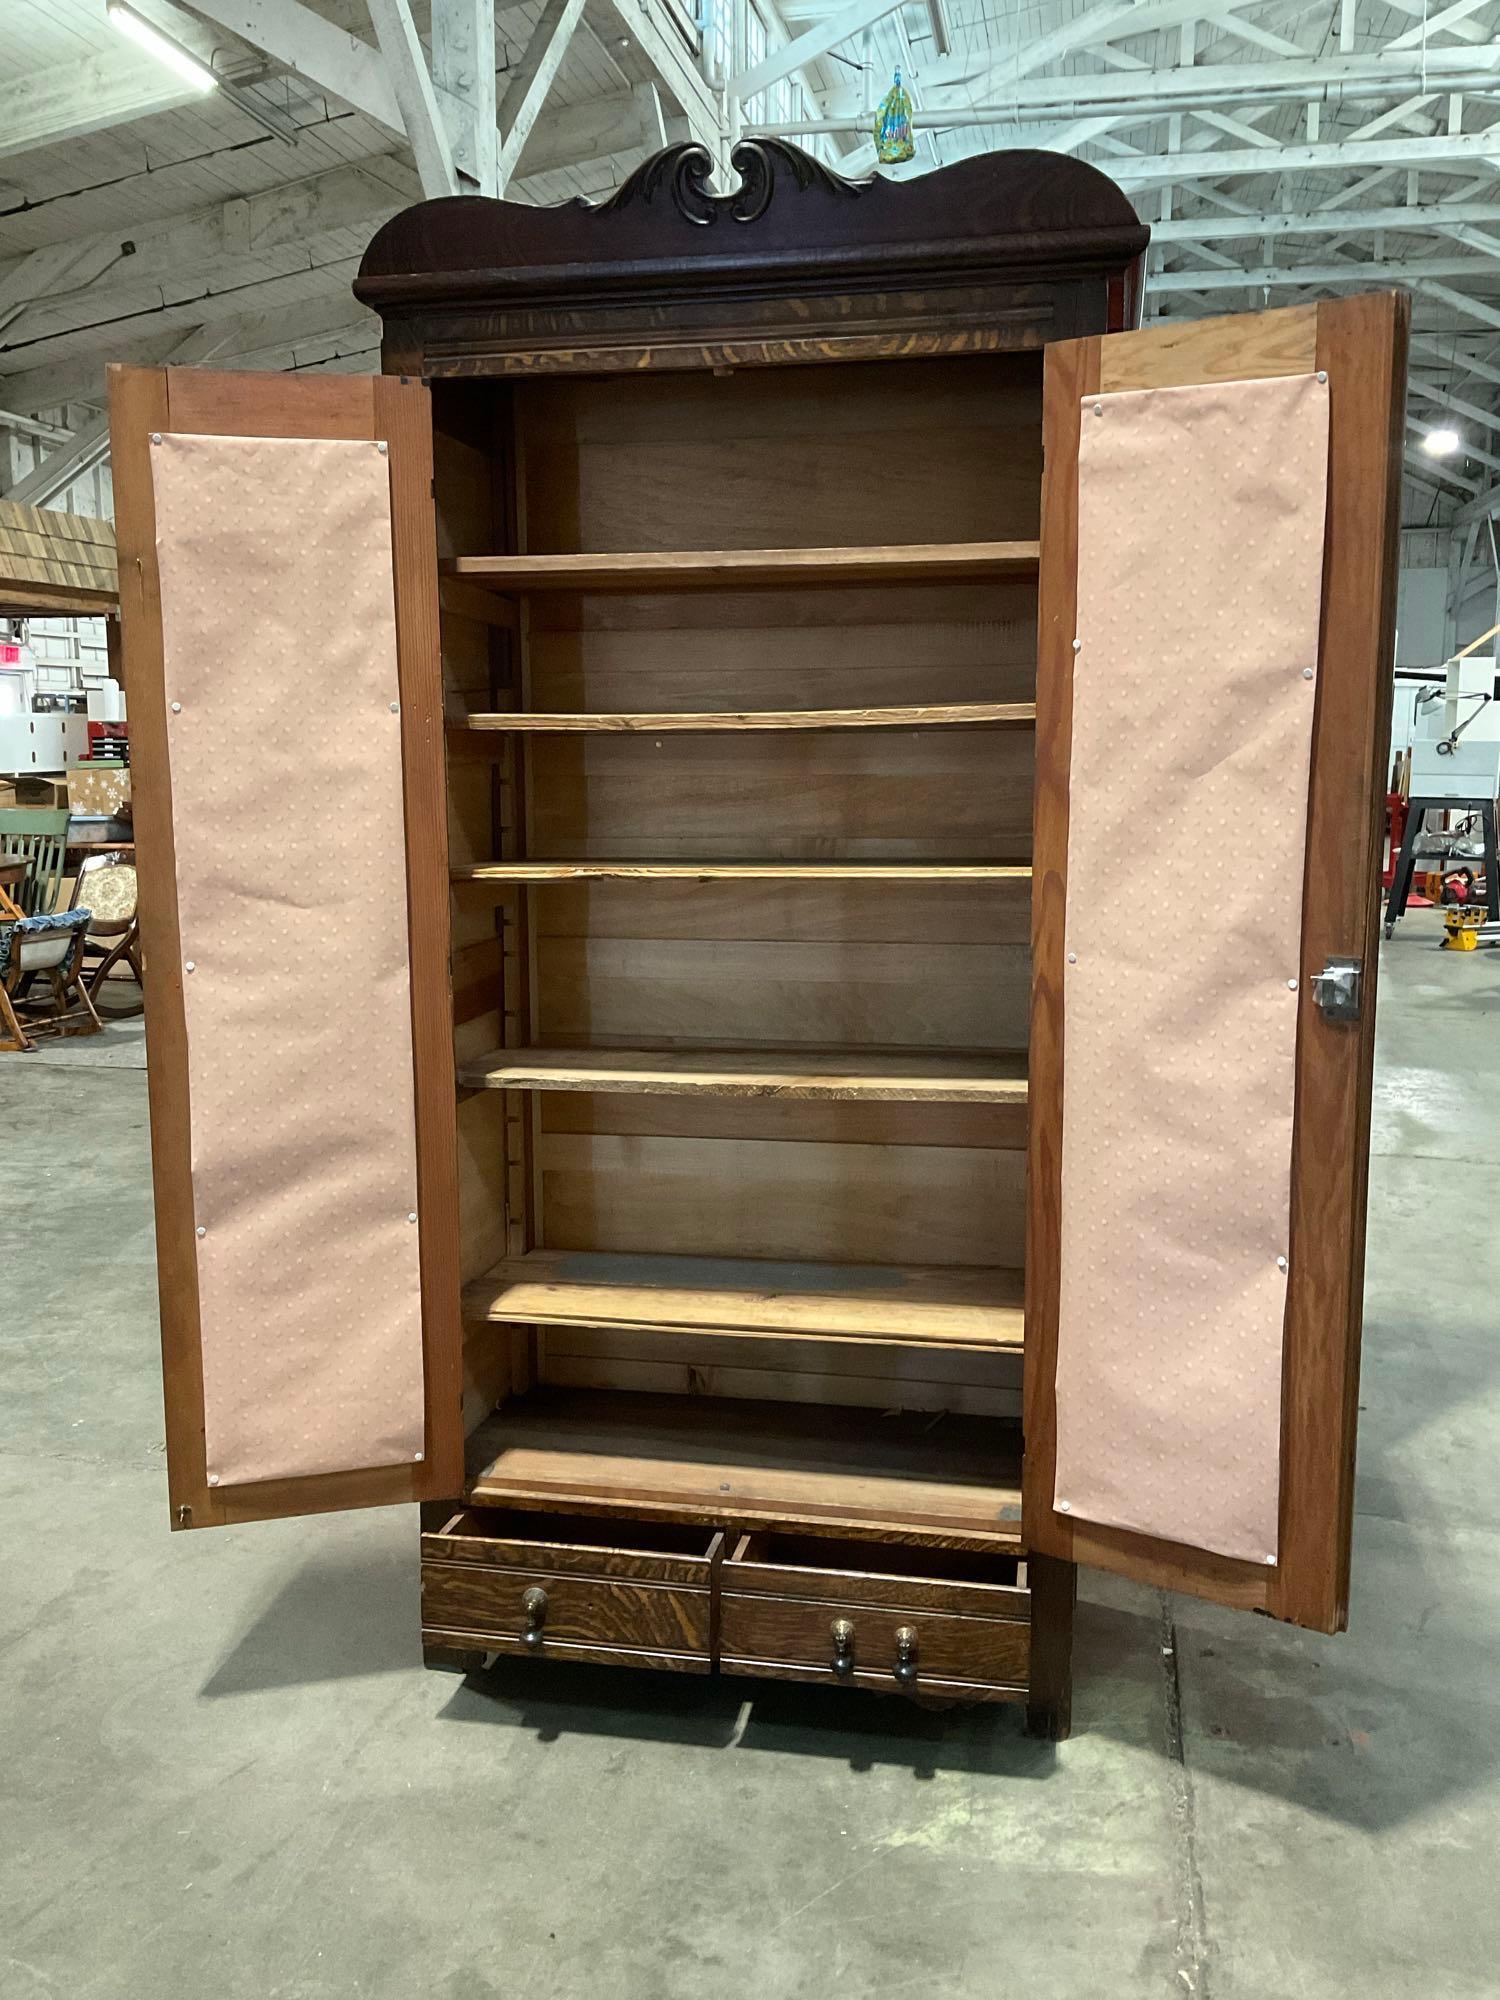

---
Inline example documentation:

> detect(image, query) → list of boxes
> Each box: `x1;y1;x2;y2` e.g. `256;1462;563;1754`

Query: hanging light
106;1;219;93
1424;427;1463;457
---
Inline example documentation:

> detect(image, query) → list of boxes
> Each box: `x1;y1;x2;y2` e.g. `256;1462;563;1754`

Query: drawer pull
893;1626;919;1687
830;1618;855;1677
521;1585;548;1647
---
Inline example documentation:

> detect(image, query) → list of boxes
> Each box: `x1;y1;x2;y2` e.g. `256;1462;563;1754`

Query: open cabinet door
1025;295;1409;1633
109;366;463;1529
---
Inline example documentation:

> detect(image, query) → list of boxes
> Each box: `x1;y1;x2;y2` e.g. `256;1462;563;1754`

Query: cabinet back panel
538;1131;1025;1267
538;1326;1024;1419
533;874;1029;1051
526;581;1037;713
537;877;1031;943
539;1092;1026;1151
528;731;1032;861
536;937;1027;1049
516;356;1042;554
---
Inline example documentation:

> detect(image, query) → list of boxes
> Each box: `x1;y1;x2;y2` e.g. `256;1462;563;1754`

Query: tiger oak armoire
110;142;1408;1737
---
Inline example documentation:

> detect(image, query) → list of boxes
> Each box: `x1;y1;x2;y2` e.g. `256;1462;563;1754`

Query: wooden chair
0;897;102;1051
0;807;71;914
69;851;143;1013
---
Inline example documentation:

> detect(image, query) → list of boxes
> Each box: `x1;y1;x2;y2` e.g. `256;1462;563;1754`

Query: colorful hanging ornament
873;67;915;165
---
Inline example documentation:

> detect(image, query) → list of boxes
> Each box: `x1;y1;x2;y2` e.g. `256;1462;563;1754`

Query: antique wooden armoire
109;143;1408;1736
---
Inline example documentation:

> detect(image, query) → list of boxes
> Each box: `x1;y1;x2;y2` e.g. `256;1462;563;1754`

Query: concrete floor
3;918;1498;2000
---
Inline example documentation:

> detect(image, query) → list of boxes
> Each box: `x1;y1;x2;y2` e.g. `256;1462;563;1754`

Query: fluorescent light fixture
106;0;218;93
1424;426;1463;457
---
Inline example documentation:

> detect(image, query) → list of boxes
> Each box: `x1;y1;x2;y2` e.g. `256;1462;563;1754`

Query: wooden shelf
458;1045;1027;1105
441;542;1040;594
463;1248;1024;1351
451;702;1035;736
451;859;1032;884
466;1387;1024;1548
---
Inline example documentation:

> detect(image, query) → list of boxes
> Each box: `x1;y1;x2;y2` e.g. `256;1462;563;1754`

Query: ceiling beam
433;0;497;193
1410;377;1500;439
365;0;461;199
1153;198;1500;243
513;86;666;174
1101;128;1500;188
1413;332;1500;395
0;296;378;418
1151;252;1500;290
497;0;589;193
586;0;720;159
0;50;200;160
0;408;70;444
3;412;112;506
731;0;904;102
1419;278;1500;333
0;159;421;325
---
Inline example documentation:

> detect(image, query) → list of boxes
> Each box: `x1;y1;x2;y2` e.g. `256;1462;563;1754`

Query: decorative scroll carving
591;139;871;228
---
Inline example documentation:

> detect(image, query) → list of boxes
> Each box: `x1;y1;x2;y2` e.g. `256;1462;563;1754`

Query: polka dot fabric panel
152;433;425;1487
1053;372;1329;1566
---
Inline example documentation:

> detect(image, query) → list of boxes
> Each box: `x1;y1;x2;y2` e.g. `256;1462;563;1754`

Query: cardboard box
66;764;131;816
3;775;69;809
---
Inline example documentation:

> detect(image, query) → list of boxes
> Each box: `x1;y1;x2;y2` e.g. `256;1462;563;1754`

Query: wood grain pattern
377;372;467;1498
1024;295;1407;1634
423;1508;719;1586
1097;304;1318;391
422;1563;713;1664
444;542;1038;591
458;1045;1027;1103
464;1247;1025;1349
453;702;1035;734
524;730;1033;861
466;1387;1025;1547
539;1090;1027;1151
512;358;1044;554
719;1550;1030;1697
1274;291;1409;1631
530;937;1028;1048
537;1130;1026;1267
454;860;1032;883
538;1325;1023;1417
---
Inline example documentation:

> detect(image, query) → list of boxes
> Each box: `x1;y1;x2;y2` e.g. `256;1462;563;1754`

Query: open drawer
720;1532;1031;1701
421;1509;723;1673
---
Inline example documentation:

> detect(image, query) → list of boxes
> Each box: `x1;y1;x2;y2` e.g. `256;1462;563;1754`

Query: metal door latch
1311;956;1362;1022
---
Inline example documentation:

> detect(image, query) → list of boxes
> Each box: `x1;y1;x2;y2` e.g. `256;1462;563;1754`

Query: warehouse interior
3;2;1500;1996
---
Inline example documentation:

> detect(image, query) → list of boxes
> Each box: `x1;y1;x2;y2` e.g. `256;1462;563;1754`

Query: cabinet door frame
110;364;464;1529
1024;294;1409;1632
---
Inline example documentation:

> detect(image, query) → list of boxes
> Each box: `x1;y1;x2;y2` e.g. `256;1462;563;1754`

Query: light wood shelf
463;1248;1025;1351
450;702;1035;736
450;859;1032;884
440;542;1040;594
466;1386;1025;1547
458;1045;1027;1105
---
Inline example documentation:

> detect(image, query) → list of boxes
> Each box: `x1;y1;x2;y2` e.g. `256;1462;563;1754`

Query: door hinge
1311;956;1362;1022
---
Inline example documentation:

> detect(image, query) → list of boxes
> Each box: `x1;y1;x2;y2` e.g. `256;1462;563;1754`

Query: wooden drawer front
421;1510;720;1672
720;1534;1030;1700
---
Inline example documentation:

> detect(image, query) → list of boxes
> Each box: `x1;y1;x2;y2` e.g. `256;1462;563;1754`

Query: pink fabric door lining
1053;372;1329;1566
152;432;425;1487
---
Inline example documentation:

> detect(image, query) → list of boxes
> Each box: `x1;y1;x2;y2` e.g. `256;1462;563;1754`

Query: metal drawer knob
830;1618;855;1677
893;1626;919;1687
521;1585;548;1648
